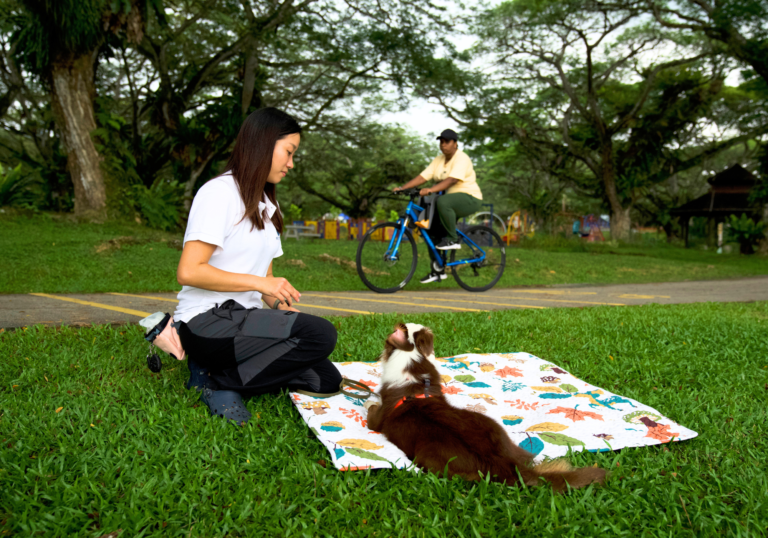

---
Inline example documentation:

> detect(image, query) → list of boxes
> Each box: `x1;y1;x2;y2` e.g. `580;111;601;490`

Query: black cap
436;129;458;142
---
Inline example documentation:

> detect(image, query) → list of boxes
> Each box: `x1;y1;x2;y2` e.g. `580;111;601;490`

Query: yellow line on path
110;292;179;303
109;292;373;315
30;293;151;317
303;293;483;312
452;292;624;306
374;293;546;310
298;304;375;315
511;289;597;296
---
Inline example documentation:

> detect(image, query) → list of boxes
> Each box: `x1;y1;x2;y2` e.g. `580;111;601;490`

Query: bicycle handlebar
393;188;422;197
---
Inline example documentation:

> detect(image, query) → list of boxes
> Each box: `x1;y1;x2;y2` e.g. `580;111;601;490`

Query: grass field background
1;214;766;294
1;301;766;536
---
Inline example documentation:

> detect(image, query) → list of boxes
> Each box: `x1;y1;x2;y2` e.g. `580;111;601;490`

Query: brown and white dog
364;322;607;491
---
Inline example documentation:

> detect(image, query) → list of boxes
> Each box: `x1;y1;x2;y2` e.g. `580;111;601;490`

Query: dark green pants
433;192;483;242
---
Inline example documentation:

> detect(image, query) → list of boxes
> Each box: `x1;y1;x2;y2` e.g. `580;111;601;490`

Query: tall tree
648;0;768;250
10;0;147;218
128;0;453;209
289;122;433;217
455;0;763;240
649;0;768;85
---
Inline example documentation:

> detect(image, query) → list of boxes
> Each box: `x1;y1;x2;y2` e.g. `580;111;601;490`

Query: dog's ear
413;326;434;360
386;323;414;352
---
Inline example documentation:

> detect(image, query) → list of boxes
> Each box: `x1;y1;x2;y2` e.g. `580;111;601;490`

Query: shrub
373;204;387;222
131;179;185;231
0;163;42;208
727;213;765;255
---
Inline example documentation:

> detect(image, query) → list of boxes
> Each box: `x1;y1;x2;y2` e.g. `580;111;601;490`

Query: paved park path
2;276;767;329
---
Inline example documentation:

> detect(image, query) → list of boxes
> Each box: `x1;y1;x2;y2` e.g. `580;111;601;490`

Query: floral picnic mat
290;352;698;471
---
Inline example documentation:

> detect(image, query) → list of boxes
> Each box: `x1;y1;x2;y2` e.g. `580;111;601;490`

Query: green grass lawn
1;301;766;536
1;213;766;294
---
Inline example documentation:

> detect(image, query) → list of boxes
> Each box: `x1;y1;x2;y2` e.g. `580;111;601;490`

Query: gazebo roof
670;164;759;218
706;164;757;190
670;191;757;217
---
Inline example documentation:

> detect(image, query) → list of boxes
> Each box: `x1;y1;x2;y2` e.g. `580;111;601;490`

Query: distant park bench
284;224;321;240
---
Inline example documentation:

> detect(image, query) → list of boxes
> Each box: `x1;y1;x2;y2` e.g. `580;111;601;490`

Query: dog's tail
528;459;607;492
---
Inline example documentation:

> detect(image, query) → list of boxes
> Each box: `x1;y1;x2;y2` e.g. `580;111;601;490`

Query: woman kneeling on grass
173;107;341;424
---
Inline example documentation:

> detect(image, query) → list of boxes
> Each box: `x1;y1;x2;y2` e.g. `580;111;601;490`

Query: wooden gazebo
671;164;760;247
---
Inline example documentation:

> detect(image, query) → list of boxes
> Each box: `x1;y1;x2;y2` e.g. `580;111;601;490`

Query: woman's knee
317;317;338;352
295;313;337;352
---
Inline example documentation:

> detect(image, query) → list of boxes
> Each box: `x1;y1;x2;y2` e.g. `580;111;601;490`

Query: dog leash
292;378;372;400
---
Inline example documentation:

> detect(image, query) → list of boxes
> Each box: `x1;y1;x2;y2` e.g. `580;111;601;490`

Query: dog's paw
363;394;382;410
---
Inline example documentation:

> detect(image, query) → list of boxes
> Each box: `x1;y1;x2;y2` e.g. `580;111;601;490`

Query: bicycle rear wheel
356;222;418;293
449;225;506;292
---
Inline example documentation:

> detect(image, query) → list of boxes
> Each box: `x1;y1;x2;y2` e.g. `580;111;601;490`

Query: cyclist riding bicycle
393;129;483;284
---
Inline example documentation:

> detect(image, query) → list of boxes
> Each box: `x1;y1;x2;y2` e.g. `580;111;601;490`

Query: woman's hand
261;277;301;307
277;302;300;313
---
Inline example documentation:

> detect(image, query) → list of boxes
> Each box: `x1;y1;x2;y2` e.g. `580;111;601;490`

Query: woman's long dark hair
225;107;302;234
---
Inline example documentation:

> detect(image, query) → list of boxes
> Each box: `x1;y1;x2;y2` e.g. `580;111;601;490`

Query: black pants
178;300;341;397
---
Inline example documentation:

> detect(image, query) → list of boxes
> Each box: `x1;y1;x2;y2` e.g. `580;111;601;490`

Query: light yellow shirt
420;149;483;200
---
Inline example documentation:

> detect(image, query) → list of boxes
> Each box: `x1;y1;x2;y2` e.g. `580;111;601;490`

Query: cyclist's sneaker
420;271;447;284
436;238;461;250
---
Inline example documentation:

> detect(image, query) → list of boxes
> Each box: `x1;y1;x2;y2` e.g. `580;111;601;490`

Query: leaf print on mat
505;399;545;411
465;403;487;414
548;406;604;422
340;408;367;428
645;423;680;443
441;385;464;395
502;381;525;392
530;386;563;393
520;436;545;456
338;439;384;450
526;422;568;433
559;384;579;393
495;366;523;378
538;432;585;448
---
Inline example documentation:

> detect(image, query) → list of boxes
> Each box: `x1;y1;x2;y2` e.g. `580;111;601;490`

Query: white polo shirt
174;172;283;323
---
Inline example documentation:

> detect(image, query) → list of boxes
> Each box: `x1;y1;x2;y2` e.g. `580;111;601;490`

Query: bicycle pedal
415;219;430;229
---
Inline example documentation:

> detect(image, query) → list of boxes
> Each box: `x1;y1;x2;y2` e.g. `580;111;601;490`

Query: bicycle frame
385;198;489;270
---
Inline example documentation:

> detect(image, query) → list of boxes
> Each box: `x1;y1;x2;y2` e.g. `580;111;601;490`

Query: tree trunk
600;142;632;241
241;40;261;115
759;203;768;255
50;53;107;219
610;206;632;242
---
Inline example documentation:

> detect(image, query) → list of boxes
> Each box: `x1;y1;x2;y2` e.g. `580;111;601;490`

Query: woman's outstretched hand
261;277;301;307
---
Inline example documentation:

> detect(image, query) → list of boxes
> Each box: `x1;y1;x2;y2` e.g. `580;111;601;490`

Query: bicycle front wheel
356;222;418;293
449;225;506;292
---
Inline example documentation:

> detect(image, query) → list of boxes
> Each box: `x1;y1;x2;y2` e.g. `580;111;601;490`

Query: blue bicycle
356;188;506;293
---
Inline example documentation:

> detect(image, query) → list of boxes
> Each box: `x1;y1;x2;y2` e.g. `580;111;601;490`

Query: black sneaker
420;271;447;284
436;238;461;250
